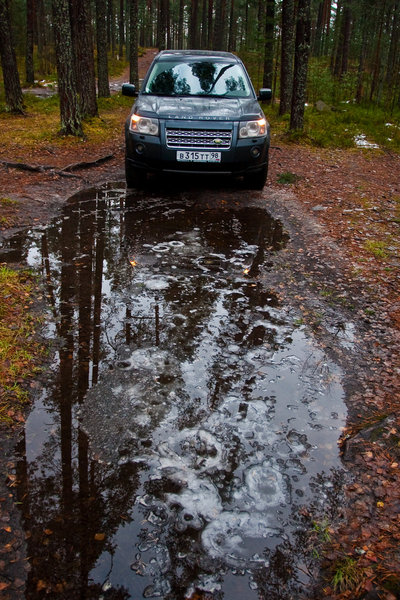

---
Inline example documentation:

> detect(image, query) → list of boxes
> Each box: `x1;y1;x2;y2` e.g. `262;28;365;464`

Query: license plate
176;151;221;163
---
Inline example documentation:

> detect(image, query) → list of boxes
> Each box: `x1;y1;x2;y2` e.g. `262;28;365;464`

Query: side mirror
258;88;272;102
122;83;137;97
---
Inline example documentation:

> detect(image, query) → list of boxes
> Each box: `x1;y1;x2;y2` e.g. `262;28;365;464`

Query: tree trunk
369;0;386;102
0;0;24;113
26;0;35;85
313;1;324;56
355;0;369;103
340;0;352;76
201;0;208;49
263;0;275;90
70;0;98;118
290;0;311;131
189;0;199;48
386;1;399;87
279;0;295;115
119;0;125;57
178;0;184;48
228;0;236;52
331;0;342;75
213;0;227;50
36;0;49;75
108;0;116;55
157;0;169;49
96;0;110;97
207;0;214;48
129;0;139;87
52;0;82;135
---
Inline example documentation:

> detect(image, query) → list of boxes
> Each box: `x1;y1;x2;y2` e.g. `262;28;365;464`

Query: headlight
239;118;267;138
129;114;159;136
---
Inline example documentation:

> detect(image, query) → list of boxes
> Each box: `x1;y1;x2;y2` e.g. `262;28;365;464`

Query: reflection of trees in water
15;189;296;598
16;191;141;599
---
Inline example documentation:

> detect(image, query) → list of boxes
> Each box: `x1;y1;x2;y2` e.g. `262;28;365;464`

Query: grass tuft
0;266;43;426
331;556;363;592
277;171;301;184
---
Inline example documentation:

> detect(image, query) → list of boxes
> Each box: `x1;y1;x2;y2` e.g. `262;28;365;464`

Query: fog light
250;146;261;158
136;143;145;154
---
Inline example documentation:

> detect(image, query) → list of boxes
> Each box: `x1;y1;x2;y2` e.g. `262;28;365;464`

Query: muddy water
4;185;346;599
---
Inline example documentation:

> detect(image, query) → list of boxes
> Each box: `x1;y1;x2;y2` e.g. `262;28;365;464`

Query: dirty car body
122;50;271;189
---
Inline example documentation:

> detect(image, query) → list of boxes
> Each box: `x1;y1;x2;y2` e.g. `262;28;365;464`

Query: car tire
245;159;268;190
125;159;147;188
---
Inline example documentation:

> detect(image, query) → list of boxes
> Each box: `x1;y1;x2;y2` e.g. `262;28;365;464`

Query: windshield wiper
208;64;235;93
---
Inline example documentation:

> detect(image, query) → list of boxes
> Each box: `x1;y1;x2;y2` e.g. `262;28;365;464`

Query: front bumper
125;120;269;176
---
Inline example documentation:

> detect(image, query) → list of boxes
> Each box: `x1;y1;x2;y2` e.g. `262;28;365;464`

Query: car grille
166;128;232;149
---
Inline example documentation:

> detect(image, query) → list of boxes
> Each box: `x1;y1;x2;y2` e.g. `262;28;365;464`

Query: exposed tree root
0;153;114;178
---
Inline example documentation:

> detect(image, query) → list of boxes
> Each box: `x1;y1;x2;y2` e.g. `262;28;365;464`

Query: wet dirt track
0;179;353;600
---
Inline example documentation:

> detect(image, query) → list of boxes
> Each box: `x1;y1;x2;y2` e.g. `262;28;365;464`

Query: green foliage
277;171;301;184
307;60;359;105
267;98;400;152
331;556;363;592
0;197;17;206
107;56;130;78
312;519;331;543
363;240;389;259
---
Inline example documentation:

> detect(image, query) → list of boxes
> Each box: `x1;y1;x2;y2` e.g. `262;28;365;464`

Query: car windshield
143;60;252;98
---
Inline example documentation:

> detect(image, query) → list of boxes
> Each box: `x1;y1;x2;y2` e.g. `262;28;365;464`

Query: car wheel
125;159;147;188
245;160;268;190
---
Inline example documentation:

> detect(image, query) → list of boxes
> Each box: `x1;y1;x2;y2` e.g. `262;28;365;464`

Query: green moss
0;197;18;206
277;171;301;184
363;240;389;259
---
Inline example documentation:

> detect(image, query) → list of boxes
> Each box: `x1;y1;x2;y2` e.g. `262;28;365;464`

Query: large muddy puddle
2;185;346;599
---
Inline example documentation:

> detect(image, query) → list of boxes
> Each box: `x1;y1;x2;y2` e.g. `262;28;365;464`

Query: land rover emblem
214;138;223;145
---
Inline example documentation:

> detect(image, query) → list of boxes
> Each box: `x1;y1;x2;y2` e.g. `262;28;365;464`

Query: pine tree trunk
129;0;139;87
108;0;116;55
189;0;199;49
340;0;352;75
279;0;295;115
370;1;385;102
0;0;24;113
290;0;311;130
52;0;82;135
70;0;98;118
26;0;35;85
330;0;342;75
178;0;184;48
119;0;125;57
386;1;399;87
207;0;214;48
228;0;236;52
263;0;275;90
201;0;208;49
96;0;110;97
213;0;227;50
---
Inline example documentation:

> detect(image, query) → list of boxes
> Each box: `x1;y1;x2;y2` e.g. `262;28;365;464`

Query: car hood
133;95;264;121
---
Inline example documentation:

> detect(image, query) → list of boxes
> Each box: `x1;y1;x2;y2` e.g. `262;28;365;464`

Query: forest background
1;2;400;598
0;0;400;149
